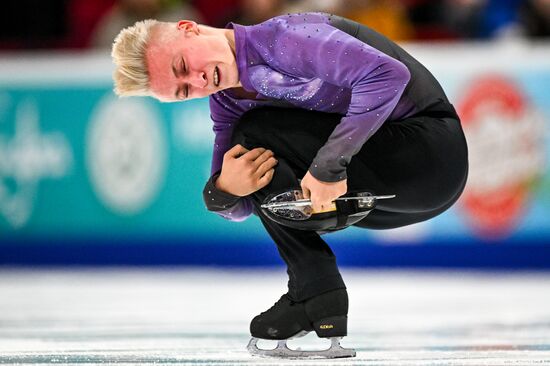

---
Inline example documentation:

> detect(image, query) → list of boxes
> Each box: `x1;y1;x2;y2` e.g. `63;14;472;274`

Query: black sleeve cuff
203;172;242;212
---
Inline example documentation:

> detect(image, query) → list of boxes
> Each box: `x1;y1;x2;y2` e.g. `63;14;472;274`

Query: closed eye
181;58;189;98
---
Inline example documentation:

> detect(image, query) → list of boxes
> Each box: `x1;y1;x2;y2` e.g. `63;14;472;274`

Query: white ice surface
0;268;549;365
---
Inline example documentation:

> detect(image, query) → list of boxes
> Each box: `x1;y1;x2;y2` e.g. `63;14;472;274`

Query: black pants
230;106;468;302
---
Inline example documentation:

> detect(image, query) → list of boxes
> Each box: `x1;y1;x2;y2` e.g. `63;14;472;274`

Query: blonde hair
111;19;160;97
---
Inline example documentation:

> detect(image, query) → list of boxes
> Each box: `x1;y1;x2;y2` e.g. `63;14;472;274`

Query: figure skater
111;12;468;358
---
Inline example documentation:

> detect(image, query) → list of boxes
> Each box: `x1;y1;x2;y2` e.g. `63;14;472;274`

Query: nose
187;70;208;88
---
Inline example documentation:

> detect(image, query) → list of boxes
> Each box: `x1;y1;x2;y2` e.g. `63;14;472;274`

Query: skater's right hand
215;144;278;196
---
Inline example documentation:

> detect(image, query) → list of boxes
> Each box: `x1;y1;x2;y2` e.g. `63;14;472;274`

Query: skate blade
247;336;356;359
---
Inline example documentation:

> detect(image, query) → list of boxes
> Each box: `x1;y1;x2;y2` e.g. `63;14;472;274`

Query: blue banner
1;48;549;266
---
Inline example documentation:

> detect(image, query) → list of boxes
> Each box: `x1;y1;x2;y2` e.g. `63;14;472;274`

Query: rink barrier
1;236;550;268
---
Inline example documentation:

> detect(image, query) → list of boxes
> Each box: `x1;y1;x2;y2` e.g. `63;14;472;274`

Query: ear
177;20;199;34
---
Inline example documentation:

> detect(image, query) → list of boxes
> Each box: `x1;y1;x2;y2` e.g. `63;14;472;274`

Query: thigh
232;107;342;176
353;193;459;230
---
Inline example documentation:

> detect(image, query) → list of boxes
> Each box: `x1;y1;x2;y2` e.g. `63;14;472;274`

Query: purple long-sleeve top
207;12;411;221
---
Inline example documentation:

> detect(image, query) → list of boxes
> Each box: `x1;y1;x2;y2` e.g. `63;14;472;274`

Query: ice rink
1;268;549;365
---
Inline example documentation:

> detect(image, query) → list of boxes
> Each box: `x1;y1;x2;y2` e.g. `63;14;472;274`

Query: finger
225;144;250;159
252;150;275;168
310;197;322;212
319;199;331;211
301;185;310;200
255;156;278;177
243;147;269;161
257;169;275;188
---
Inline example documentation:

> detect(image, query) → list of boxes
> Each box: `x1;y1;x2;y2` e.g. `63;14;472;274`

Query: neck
197;25;236;54
225;29;237;58
224;28;242;88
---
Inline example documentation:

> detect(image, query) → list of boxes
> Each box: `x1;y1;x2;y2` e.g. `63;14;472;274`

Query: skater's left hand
300;171;347;213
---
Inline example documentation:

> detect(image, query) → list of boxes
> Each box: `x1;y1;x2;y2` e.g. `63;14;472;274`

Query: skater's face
146;20;240;102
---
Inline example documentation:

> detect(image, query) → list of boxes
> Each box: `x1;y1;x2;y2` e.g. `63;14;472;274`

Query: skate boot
247;289;356;359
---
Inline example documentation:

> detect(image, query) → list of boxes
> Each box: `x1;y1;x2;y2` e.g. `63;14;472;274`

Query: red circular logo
458;76;545;239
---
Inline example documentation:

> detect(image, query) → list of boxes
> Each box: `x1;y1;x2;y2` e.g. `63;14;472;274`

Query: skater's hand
301;171;347;213
215;144;278;196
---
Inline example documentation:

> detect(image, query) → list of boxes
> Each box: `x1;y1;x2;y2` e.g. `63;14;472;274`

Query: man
111;12;468;358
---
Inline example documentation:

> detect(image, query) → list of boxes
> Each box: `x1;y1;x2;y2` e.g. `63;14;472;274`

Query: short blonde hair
111;19;160;97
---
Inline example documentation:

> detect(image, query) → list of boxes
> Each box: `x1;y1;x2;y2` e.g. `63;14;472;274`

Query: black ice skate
261;189;395;232
247;289;356;359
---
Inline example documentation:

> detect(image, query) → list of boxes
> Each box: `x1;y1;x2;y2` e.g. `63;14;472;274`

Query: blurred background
1;0;549;268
